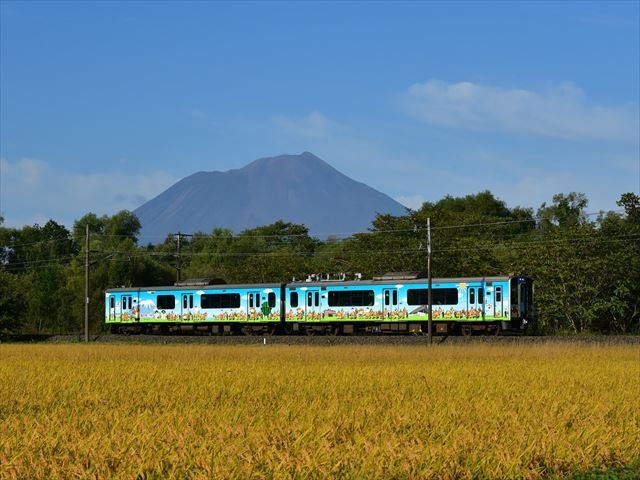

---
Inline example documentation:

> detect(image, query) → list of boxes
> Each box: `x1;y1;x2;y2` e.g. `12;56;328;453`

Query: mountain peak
241;151;328;171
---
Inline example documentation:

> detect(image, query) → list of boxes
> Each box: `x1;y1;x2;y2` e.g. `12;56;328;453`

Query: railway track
6;334;639;346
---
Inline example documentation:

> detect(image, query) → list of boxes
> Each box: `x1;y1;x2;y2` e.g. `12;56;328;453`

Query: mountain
134;152;407;240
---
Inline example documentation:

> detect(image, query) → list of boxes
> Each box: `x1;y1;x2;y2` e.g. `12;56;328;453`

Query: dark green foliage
0;270;24;332
1;193;638;335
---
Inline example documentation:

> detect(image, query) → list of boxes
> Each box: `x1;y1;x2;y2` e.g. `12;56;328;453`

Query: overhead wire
4;237;637;272
2;210;635;268
2;208;627;247
76;209;626;240
88;233;639;259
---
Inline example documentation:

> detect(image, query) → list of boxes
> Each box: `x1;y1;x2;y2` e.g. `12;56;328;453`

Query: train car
283;273;533;335
105;273;533;335
105;280;283;335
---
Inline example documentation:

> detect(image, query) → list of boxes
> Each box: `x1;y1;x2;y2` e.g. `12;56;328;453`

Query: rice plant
0;344;637;479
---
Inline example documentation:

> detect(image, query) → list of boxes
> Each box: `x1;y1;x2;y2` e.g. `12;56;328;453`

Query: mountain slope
134;152;407;240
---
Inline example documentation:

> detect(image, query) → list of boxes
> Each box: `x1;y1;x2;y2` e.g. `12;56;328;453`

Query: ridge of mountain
134;152;407;240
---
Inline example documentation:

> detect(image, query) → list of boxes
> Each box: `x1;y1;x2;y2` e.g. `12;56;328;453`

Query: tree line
1;191;638;335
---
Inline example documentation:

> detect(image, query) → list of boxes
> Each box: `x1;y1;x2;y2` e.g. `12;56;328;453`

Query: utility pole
84;223;90;343
173;232;193;283
176;231;181;283
427;217;433;345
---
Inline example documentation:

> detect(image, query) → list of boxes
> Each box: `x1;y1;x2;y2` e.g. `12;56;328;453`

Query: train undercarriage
110;320;522;336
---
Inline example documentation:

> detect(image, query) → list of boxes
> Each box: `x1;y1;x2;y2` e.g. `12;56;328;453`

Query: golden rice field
0;343;638;479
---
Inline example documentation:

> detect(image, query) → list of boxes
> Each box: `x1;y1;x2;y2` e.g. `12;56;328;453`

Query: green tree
0;270;25;332
617;192;640;225
537;192;589;229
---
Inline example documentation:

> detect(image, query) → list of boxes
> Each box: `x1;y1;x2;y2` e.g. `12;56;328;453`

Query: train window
511;281;518;304
328;290;374;307
268;292;276;308
478;288;484;304
314;292;319;306
189;295;193;309
393;290;398;305
290;292;298;308
469;288;475;304
435;289;458;305
157;295;175;310
307;292;312;307
201;293;240;309
384;291;389;306
495;287;502;302
407;288;458;305
110;297;115;309
249;294;254;308
408;289;426;305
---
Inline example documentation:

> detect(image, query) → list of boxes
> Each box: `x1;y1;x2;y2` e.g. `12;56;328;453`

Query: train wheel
461;325;473;336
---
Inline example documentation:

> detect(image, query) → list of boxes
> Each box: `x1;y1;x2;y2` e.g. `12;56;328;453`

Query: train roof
105;282;283;293
287;275;514;288
105;275;528;293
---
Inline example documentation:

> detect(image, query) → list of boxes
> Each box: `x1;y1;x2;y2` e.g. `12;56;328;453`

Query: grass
0;343;638;479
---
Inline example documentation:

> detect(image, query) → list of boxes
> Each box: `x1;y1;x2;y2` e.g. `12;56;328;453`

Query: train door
181;293;194;320
305;288;321;321
510;276;534;328
383;288;398;319
494;285;504;319
108;295;116;320
121;294;133;321
520;279;534;322
467;287;482;319
247;291;262;320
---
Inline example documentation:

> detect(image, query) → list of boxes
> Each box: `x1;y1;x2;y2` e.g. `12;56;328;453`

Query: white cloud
396;194;425;210
0;157;178;228
273;111;337;139
404;80;639;142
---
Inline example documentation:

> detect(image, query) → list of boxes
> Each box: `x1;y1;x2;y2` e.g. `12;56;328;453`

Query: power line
1;208;628;248
82;209;626;240
90;234;639;259
3;228;637;268
4;236;637;271
2;236;75;248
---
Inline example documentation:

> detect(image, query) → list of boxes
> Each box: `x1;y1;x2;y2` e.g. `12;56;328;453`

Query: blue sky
1;1;639;228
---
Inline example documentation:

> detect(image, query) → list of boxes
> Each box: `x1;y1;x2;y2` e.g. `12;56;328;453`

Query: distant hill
134;152;407;240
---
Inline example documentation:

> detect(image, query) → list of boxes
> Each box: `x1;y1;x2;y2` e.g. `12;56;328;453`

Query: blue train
105;273;534;335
